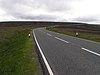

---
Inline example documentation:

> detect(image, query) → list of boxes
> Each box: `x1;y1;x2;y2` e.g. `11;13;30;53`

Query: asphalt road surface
33;28;100;75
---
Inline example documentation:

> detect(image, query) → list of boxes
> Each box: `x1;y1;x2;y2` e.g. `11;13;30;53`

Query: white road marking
33;30;54;75
46;30;100;57
46;29;100;45
54;37;69;43
81;48;100;56
47;33;52;36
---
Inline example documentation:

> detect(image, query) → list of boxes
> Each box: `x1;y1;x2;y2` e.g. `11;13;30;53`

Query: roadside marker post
76;32;78;37
29;34;30;38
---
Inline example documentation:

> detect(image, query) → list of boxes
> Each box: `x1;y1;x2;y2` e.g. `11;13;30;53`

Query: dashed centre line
81;48;100;57
47;33;52;36
46;31;100;57
54;37;69;43
54;36;100;57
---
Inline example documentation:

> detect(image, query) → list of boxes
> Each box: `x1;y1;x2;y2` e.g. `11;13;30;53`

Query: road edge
33;30;54;75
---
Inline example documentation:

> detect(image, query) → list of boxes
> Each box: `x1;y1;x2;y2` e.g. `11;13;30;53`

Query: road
33;28;100;75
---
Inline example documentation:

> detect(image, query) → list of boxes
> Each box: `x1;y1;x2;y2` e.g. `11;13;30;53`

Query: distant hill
0;21;100;31
0;21;87;27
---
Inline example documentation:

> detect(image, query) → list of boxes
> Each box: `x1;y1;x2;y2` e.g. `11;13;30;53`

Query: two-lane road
33;28;100;75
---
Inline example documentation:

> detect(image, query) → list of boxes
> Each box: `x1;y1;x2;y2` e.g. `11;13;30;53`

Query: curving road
33;28;100;75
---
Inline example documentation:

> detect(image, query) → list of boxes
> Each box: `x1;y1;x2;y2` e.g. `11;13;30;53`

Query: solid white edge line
81;48;100;56
33;30;54;75
55;37;69;43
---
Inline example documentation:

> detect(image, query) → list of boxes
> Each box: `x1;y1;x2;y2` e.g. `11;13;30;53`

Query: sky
0;0;100;24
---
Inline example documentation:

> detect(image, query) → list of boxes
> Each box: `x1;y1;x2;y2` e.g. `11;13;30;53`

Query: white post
29;34;30;38
76;32;78;37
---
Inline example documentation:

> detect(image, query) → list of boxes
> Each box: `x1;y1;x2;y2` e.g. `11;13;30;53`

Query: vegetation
47;27;100;43
0;27;40;75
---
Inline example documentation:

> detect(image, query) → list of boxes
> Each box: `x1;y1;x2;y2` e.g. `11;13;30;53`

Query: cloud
74;17;98;22
0;0;100;24
12;13;58;21
0;8;15;21
72;15;100;24
0;0;72;21
0;0;71;13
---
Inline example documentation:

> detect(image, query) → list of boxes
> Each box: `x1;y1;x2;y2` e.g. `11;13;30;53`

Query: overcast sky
0;0;100;24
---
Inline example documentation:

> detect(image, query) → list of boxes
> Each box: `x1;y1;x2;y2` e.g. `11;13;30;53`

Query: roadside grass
46;27;100;43
0;27;41;75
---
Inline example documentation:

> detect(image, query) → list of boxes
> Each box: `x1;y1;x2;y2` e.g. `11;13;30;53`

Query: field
0;21;100;75
47;25;100;43
0;27;41;75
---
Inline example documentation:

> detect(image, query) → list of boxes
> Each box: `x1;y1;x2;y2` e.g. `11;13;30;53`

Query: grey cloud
12;12;58;21
0;0;72;12
34;0;72;12
32;15;57;20
0;0;74;21
0;0;100;24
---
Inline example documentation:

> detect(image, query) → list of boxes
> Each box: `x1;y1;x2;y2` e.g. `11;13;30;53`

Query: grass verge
0;27;41;75
46;27;100;43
